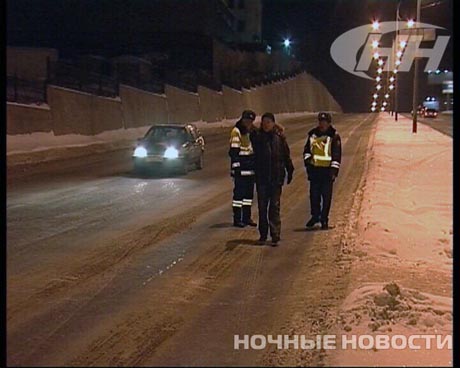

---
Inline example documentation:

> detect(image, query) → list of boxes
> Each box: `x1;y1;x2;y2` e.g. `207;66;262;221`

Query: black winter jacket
251;129;294;186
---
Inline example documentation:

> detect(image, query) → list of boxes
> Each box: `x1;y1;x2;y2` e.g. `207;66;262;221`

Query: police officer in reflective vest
303;112;342;230
229;110;257;228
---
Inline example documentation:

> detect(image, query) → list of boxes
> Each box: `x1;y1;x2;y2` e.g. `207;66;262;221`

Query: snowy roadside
7;112;316;166
326;114;453;367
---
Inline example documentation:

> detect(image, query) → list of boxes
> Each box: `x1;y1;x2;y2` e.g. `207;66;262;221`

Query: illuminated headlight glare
164;146;179;159
133;146;147;158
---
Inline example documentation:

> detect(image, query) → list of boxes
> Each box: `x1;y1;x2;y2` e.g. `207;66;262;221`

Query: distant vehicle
423;108;438;118
422;96;440;111
133;124;205;174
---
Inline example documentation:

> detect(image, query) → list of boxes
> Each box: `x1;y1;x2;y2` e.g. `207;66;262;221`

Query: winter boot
233;207;245;228
242;206;257;227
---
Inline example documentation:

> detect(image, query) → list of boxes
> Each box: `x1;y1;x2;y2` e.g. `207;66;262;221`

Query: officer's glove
330;167;339;181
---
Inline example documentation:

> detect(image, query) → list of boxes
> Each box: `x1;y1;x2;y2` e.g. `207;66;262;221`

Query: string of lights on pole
369;18;415;113
370;21;383;113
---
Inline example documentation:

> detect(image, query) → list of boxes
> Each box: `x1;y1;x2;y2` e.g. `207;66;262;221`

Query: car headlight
133;146;147;158
164;146;179;159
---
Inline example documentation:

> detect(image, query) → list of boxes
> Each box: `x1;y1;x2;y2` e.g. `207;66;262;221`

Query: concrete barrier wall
120;85;168;128
165;85;201;123
7;72;342;136
222;86;245;119
7;104;53;135
48;86;124;135
197;86;225;123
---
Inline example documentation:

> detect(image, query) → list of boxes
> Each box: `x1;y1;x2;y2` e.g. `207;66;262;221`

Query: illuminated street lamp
385;93;390;98
372;20;380;30
283;39;291;48
407;19;415;28
373;52;380;59
378;59;384;66
376;76;381;82
372;101;377;106
371;106;376;112
377;68;383;74
372;40;379;48
390;76;395;82
395;59;401;66
396;50;403;58
400;40;407;48
376;84;382;90
389;84;395;90
393;69;398;74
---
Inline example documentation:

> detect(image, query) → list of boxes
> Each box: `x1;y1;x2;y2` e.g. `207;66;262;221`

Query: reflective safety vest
309;134;332;167
229;127;255;176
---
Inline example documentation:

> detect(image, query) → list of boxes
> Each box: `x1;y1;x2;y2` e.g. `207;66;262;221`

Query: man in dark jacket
303;112;342;230
251;112;294;246
229;110;257;227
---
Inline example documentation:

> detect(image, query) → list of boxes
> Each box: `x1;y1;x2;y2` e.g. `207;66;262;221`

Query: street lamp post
411;0;422;133
394;1;401;121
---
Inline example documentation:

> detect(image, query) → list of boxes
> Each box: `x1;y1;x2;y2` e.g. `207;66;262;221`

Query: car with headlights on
133;124;205;174
423;108;438;118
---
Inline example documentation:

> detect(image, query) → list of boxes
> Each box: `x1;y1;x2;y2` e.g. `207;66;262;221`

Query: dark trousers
257;184;282;239
309;175;334;221
233;176;255;222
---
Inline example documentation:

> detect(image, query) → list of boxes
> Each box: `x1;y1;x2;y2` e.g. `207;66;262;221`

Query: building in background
427;70;453;111
226;0;263;43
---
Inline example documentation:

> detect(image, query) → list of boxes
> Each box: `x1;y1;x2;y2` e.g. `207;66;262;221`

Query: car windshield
145;127;188;144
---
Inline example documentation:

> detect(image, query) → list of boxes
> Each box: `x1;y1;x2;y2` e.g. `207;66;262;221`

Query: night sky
7;0;453;112
262;0;453;112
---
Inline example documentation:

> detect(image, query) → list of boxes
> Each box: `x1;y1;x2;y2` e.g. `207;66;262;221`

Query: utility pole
394;1;401;121
411;0;422;133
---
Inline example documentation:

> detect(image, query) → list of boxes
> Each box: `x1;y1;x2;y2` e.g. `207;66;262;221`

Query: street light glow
396;51;403;58
378;59;384;66
393;69;398;74
376;84;382;90
373;52;380;59
371;107;376;112
372;40;379;48
385;93;390;98
400;41;407;48
373;93;378;99
395;60;401;66
389;84;395;90
390;76;395;82
372;101;377;106
376;76;381;82
377;68;383;74
407;19;415;28
372;21;380;30
283;39;291;48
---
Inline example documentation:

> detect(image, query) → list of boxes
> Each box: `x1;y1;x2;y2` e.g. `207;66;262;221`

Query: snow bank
326;113;453;367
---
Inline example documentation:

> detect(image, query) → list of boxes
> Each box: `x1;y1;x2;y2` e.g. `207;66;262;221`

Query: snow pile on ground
337;282;452;334
7;126;150;155
326;114;453;367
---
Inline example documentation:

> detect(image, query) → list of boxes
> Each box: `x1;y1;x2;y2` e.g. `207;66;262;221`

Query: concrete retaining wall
165;85;201;123
222;86;245;119
7;72;342;136
120;85;168;128
7;104;53;135
48;86;124;135
198;86;225;123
